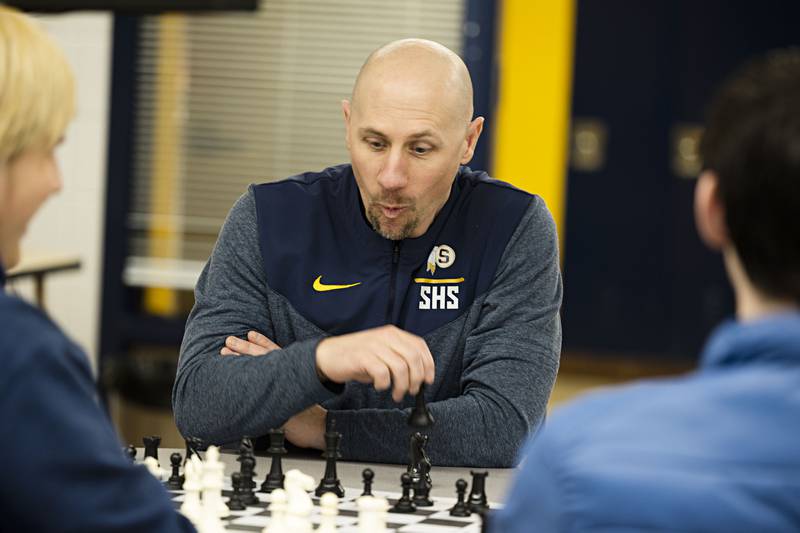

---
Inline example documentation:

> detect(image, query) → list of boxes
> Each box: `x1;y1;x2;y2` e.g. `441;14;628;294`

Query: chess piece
407;384;434;428
238;436;258;492
143;456;165;480
449;478;471;517
184;437;202;466
227;472;247;511
260;428;287;493
239;435;255;460
284;470;315;533
143;435;161;461
357;495;389;533
412;476;433;507
317;492;339;533
264;488;288;533
239;455;259;506
389;473;416;513
202;446;229;518
180;457;203;524
361;468;374;497
468;470;490;514
124;444;136;462
479;508;492;533
315;424;344;497
408;432;432;506
167;452;184;490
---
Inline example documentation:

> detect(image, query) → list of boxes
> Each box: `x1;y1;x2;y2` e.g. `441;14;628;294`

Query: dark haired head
700;48;800;304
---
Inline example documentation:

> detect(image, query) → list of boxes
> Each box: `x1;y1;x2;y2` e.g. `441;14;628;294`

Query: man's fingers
386;330;431;393
225;335;269;356
376;351;411;402
418;339;436;384
220;346;240;356
247;330;280;352
391;343;426;396
363;360;392;392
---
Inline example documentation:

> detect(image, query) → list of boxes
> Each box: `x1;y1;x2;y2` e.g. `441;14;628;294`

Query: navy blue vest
253;164;532;337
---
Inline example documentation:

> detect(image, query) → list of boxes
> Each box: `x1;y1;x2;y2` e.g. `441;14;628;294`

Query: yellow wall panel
493;0;575;241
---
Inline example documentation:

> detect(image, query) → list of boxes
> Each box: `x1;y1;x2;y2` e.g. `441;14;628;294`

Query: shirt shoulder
0;295;86;387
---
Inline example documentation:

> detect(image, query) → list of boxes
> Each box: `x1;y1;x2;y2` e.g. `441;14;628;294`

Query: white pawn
317;492;339;533
283;470;315;533
143;456;165;480
263;488;288;533
180;459;203;525
357;495;389;533
201;446;229;518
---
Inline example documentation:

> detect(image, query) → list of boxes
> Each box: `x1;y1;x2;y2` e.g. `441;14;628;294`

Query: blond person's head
0;6;75;269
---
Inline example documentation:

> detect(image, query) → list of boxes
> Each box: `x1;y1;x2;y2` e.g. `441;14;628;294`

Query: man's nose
377;148;409;191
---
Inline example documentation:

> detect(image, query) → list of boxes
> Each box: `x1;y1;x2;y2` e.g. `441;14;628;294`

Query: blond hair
0;5;75;161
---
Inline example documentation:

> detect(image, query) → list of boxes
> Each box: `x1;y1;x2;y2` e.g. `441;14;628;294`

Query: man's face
343;79;482;241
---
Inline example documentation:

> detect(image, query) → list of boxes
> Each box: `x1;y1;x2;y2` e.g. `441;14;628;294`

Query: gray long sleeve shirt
173;165;562;467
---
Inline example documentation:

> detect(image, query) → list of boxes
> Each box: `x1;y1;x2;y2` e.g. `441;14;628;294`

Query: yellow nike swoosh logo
313;275;362;292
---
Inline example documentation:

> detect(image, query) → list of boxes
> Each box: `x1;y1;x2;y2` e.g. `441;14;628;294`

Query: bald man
174;39;562;467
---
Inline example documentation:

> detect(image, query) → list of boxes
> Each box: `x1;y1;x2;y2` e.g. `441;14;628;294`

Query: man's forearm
172;338;337;444
328;382;551;468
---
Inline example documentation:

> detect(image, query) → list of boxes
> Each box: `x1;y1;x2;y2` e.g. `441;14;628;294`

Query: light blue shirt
494;312;800;532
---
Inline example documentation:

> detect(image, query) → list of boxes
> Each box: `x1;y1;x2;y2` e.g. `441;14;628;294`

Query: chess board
167;484;492;532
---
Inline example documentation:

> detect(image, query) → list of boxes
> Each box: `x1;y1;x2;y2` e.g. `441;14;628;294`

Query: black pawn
239;455;258;505
389;473;417;513
167;452;184;490
449;478;471;517
315;426;344;497
468;470;489;514
227;472;247;511
143;435;161;461
361;468;374;497
124;444;137;462
260;429;286;493
407;385;434;428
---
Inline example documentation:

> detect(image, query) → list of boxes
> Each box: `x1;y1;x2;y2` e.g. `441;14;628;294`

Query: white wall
12;13;112;373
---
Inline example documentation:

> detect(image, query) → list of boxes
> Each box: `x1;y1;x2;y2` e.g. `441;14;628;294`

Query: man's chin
374;217;414;241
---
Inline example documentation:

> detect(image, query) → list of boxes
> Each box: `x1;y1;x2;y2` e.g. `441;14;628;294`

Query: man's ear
460;117;485;165
342;99;352;150
694;170;728;250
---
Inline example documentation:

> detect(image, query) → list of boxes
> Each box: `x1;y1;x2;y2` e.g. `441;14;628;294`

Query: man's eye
412;146;431;155
366;139;385;150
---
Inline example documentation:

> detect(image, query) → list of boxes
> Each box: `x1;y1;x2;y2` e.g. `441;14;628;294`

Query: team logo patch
426;244;456;274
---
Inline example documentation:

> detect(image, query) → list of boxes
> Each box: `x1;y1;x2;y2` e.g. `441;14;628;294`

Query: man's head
0;6;75;268
695;48;800;306
343;39;483;240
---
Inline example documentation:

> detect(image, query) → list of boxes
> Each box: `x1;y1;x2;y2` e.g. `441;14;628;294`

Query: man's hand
284;404;327;450
316;325;435;402
220;330;280;356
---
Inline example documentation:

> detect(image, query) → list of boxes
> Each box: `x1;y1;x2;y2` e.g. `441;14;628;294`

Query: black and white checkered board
168;484;491;532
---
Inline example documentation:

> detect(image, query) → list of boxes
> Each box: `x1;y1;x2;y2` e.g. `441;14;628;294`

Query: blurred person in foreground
0;6;194;532
495;49;800;532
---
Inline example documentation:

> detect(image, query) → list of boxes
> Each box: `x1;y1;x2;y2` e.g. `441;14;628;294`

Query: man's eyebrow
359;127;388;138
359;127;441;142
407;130;439;141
